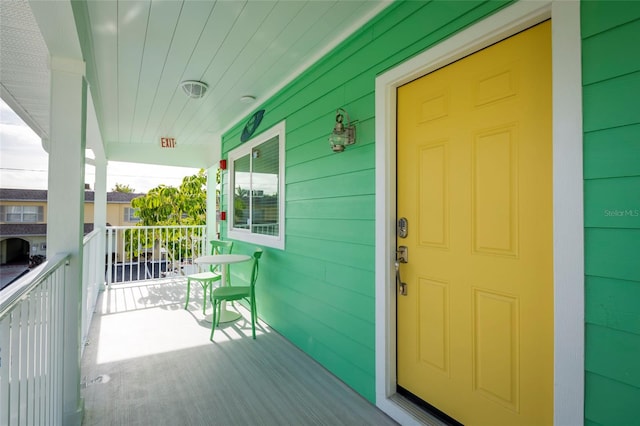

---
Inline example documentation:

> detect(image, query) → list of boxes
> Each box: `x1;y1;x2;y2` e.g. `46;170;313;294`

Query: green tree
131;169;207;226
126;169;207;260
112;183;135;193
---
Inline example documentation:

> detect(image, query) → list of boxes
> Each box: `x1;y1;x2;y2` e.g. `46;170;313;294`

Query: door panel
397;21;552;425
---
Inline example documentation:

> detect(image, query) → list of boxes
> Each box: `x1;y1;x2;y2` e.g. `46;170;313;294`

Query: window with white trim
124;207;140;223
227;121;285;249
0;205;44;223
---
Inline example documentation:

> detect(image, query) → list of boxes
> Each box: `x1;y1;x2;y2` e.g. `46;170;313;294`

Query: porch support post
46;56;87;426
94;154;107;288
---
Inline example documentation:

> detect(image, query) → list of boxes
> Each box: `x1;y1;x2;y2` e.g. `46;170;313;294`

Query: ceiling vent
180;80;208;99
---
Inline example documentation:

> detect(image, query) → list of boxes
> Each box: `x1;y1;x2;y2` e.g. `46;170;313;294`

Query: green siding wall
221;0;511;403
582;2;640;425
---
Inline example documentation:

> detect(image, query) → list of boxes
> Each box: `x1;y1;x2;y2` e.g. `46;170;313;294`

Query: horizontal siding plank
287;218;374;246
324;262;375;298
287;117;374;167
285;91;375;150
584;177;640;228
259;273;374;338
287;195;374;221
585;323;640;388
283;89;349;135
585;372;640;426
287;143;374;184
287;169;374;201
287;115;334;152
371;1;512;77
586;276;640;335
262;249;326;282
581;2;640;38
286;235;373;271
269;269;375;344
582;19;640;85
583;71;640;132
261;300;376;402
262;287;375;365
264;266;374;325
584;124;640;179
584;228;640;282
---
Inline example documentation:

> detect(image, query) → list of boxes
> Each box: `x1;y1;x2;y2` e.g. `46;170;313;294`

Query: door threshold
387;392;449;426
396;386;463;426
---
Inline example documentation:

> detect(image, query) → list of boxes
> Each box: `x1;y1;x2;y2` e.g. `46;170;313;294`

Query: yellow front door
396;21;553;425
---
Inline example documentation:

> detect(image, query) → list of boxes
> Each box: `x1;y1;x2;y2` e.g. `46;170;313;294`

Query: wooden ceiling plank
175;1;307;145
181;0;339;146
155;0;276;148
87;0;119;144
155;1;248;147
129;1;183;144
140;1;216;145
117;1;152;143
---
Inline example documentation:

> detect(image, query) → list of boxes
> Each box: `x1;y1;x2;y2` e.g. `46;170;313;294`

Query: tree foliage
130;169;207;226
125;170;207;261
112;183;135;193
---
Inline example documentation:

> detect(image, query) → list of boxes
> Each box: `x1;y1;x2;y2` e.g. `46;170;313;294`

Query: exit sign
161;137;176;148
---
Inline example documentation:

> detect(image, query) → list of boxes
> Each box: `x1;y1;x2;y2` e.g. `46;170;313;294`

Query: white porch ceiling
0;0;390;168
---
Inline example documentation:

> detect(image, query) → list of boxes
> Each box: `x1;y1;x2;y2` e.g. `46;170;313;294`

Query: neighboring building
0;188;143;265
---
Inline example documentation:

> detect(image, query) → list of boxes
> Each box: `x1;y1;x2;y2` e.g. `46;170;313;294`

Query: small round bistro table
194;254;251;323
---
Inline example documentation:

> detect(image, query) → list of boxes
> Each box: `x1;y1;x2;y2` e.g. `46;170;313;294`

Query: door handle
395;246;408;296
395;261;407;296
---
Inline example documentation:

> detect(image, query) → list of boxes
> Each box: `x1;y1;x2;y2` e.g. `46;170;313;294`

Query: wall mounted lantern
328;108;356;152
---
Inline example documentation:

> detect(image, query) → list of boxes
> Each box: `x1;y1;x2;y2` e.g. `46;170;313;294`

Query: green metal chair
185;240;233;314
210;248;263;341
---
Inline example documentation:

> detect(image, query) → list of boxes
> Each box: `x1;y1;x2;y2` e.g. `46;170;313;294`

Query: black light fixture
328;108;356;152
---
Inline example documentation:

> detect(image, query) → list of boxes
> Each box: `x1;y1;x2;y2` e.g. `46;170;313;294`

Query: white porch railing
82;229;103;352
0;254;70;426
105;225;207;285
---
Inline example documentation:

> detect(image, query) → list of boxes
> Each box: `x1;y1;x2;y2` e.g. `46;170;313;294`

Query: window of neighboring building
0;205;44;223
124;207;140;223
228;121;285;249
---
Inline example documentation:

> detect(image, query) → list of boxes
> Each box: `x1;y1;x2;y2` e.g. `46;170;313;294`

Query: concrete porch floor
81;277;398;426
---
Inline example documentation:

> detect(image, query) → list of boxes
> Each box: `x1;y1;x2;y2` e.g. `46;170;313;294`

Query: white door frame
374;1;584;424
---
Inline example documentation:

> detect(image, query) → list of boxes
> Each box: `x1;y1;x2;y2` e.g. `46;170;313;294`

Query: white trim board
374;1;584;424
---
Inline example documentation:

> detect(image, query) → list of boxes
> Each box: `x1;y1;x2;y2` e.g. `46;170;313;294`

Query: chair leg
210;300;219;341
184;278;191;310
251;296;257;339
202;282;207;315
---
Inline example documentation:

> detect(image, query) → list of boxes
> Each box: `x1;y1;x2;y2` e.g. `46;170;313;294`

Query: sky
0;98;199;193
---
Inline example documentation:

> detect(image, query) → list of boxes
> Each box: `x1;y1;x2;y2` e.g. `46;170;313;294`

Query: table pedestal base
203;302;241;324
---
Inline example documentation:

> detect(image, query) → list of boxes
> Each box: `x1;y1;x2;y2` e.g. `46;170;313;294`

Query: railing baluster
1;311;10;425
27;292;36;425
9;309;20;424
0;257;71;426
42;279;51;425
19;300;28;425
101;225;205;285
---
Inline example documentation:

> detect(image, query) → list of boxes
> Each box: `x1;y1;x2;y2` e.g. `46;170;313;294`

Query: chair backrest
208;240;233;274
249;248;263;289
209;240;233;255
